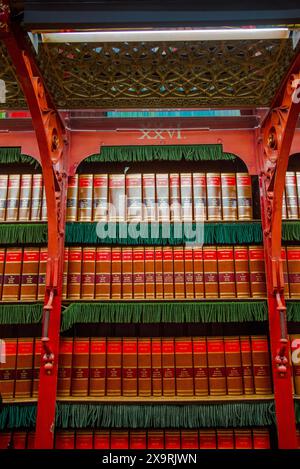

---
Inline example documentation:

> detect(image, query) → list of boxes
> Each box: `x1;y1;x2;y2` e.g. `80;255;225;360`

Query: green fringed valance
282;222;300;243
0;223;47;245
84;145;236;163
61;301;268;331
0;303;43;325
286;301;300;322
0;147;40;168
0;405;36;430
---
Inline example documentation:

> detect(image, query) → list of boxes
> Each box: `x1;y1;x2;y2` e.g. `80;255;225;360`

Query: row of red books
2;245;300;302
0;335;274;399
0;428;275;450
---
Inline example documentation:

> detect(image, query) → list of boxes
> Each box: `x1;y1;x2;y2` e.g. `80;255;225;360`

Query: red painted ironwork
1;2;68;449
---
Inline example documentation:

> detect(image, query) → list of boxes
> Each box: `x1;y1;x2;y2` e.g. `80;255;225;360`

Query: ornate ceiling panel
0;42;26;108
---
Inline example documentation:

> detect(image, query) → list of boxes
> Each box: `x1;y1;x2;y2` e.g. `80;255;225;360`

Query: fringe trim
0;303;43;325
0;147;40;168
282;222;300;243
0;405;36;430
0;224;47;245
286;301;300;322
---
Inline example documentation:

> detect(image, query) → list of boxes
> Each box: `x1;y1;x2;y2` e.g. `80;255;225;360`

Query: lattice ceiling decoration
0;43;26;108
0;38;297;109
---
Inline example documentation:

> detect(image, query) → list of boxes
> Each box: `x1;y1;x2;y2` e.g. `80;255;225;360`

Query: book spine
20;247;39;301
251;336;272;395
6;174;20;222
184;247;194;299
26;432;36;449
217;246;236;298
0;433;12;449
147;431;164;449
285;171;299;219
165;431;181;449
55;431;75;450
142;173;156;221
236;173;253;220
193;247;204;298
0;338;17;398
290;335;300;396
217;430;234;449
57;338;73;397
0;174;8;222
75;431;93;449
93;174;108;222
297;172;300;219
111;431;129;449
109;174;126;221
181;430;199;449
30;174;43;221
193;173;207;221
199;430;217;449
126;173;142;221
71;338;90;397
62;247;69;301
249;246;266;298
180;173;193;222
203;246;218;298
32;338;42;398
234;246;250;298
175;337;193;396
170;173;181;221
154;247;163;299
173;246;185;299
122;337;137;397
0;248;5;300
162;337;175;397
287;247;300;298
2;248;22;301
111;247;122;299
133;247;145;299
224;336;243;395
67;247;82;300
78;174;93;221
193;337;209;396
89;337;106;397
66;175;78;222
221;173;237;221
281;247;289;298
129;431;147;449
122;247;133;299
145;247;155;299
151;338;162;396
137;337;151;397
81;247;96;299
240;336;255;395
234;429;253;449
41;186;47;221
12;432;27;449
163;246;174;299
18;174;32;221
95;247;111;300
14;338;34;398
206;173;222;221
94;431;110;449
282;189;287;219
156;174;170;221
106;338;122;396
252;429;270;449
207;336;226;395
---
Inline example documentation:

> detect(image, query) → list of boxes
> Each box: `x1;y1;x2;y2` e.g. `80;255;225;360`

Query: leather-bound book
224;336;243;395
20;247;39;301
41;186;47;221
170;173;181;221
2;248;22;301
236;173;253;220
193;246;204;298
184;247;194;299
14;338;34;398
30;174;43;221
138;337;151;397
147;431;164;449
290;335;300;395
193;337;209;396
37;247;48;301
282;189;287;219
234;246;250;298
6;174;20;222
62;247;69;301
152;337;162;396
0;433;12;449
251;336;272;395
163;246;174;299
203;246;218;298
57;338;73;397
94;431;110;449
285;172;299;219
199;430;217;449
0;338;17;399
287;247;300;298
126;173;142;221
249;246;267;298
89;337;106;397
173;246;185;299
207;336;226;395
0;248;5;300
67;247;82;300
154;247;163;299
252;429;270;449
108;174;126;221
130;431;147;449
217;246;236;298
193;173;207;221
281;247;289;298
122;337;137;396
181;173;193;222
18;174;32;221
111;247;122;299
27;432;35;449
12;432;27;449
111;431;129;449
297;172;300;217
181;430;199;449
71;338;90;397
206;173;222;221
133;247;145;299
81;247;96;299
234;429;252;449
93;174;108;222
106;338;122;396
66;174;78;222
76;431;93;449
122;247;133;299
55;431;75;449
145;247;155;299
221;173;237;221
165;431;181;449
32;338;42;398
175;337;193;396
95;247;111;299
217;429;234;449
156;173;170;221
78;174;93;222
0;174;8;221
142;173;156;221
240;336;254;395
162;337;175;396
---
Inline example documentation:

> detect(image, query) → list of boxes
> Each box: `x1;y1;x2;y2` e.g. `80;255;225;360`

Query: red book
129;431;147;449
76;431;93;449
66;174;78;222
0;338;17;399
122;338;138;397
93;174;108;222
62;247;69;301
147;431;164;449
181;430;199;449
217;429;234;449
67;247;82;300
152;338;162;396
234;246;250;298
30;174;43;221
252;429;270;449
122;247;133;299
181;173;193;222
94;431;110;449
184;247;194;299
156;173;170;221
249;246;266;298
20;247;39;301
111;431;129;449
89;337;106;397
285;172;299;219
106;338;122;396
203;246;218;298
55;431;75;449
170;173;181;221
193;337;209;396
111;248;122;299
162;338;175;397
154;247;163;299
234;429;253;449
126;173;142;221
32;338;42;398
173;246;185;299
138;338;151;397
287;247;300;298
133;247;145;299
6;174;20;222
240;336;255;395
193;247;204;298
109;174;126;221
37;247;48;301
165;430;181;449
199;430;217;449
207;336;226;395
206;173;222;221
12;432;27;449
95;247;111;300
14;338;34;399
217;246;236;298
221;173;237;221
281;247;289;298
175;337;193;396
18;174;32;221
26;432;35;449
142;173;156;221
78;174;93;222
224;336;243;395
71;338;90;397
251;336;272;395
0;174;8;222
57;338;73;397
0;248;5;300
0;433;11;449
236;173;253;220
193;173;207;221
81;247;96;300
2;248;22;301
145;247;155;299
163;247;174;299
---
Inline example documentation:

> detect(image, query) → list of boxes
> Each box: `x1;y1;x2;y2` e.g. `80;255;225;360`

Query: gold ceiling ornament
0;42;26;108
